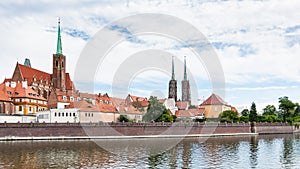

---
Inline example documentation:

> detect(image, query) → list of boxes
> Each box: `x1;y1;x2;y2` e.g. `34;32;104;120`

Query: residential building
199;93;236;119
0;81;47;115
175;108;205;121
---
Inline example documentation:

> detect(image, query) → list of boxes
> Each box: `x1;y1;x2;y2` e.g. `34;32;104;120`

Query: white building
163;98;178;115
0;114;36;123
36;108;79;123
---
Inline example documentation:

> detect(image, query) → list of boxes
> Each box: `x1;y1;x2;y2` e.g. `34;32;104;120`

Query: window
56;60;58;67
70;97;74;101
62;113;64;117
62;61;64;68
91;113;93;117
73;113;75;117
99;100;102;104
58;113;61;117
29;107;31;111
55;112;57;117
214;106;218;112
19;106;22;111
85;113;87;117
63;96;67;100
70;113;72;116
66;113;68;117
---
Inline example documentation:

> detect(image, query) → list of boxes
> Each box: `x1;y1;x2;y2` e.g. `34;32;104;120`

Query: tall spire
56;18;62;55
171;56;175;80
184;56;187;80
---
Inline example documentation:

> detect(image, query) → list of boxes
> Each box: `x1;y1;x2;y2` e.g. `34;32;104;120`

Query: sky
1;0;300;112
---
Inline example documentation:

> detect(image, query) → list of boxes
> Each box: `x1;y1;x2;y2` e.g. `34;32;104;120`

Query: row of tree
220;96;300;123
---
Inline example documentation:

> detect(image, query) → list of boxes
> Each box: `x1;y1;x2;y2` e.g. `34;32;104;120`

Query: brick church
168;56;191;104
4;19;78;110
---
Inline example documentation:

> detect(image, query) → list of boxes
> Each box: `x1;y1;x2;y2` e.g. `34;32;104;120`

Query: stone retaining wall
0;122;294;138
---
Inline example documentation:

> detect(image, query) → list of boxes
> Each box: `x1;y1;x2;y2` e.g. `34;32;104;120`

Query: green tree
240;115;249;123
220;110;239;123
278;96;295;122
249;102;257;122
294;103;300;117
143;96;174;122
119;115;129;122
262;105;277;116
241;109;249;116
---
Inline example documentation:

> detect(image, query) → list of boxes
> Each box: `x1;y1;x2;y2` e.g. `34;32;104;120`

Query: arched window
56;60;58;67
62;61;64;68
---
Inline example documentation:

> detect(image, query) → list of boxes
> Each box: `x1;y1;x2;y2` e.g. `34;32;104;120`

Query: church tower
52;19;66;91
168;56;177;101
182;56;191;104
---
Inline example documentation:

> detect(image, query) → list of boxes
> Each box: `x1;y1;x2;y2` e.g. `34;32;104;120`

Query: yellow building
2;81;47;115
199;93;236;119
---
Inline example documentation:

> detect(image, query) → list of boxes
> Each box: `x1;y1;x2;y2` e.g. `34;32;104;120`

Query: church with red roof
1;19;79;113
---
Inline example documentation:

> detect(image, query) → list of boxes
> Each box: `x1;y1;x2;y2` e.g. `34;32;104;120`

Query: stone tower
52;18;66;91
181;56;191;104
168;56;177;101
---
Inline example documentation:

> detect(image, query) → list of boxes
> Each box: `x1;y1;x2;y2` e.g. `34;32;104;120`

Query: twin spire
56;18;62;55
171;56;188;80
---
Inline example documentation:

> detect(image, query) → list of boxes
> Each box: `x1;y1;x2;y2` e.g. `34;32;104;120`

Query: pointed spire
171;56;175;80
184;56;187;80
56;18;62;55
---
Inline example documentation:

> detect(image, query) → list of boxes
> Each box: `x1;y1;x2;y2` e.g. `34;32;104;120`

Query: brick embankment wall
0;122;294;138
255;122;294;134
0;122;252;137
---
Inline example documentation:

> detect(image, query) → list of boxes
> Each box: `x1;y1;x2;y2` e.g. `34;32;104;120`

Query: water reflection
250;136;258;168
0;134;299;168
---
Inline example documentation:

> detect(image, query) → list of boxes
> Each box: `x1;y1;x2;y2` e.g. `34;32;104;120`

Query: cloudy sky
1;0;300;112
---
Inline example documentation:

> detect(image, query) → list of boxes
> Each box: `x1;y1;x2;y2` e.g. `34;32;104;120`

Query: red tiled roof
175;108;205;117
112;97;145;115
130;95;148;102
73;100;100;112
0;85;11;101
176;101;189;110
17;63;51;85
200;93;227;106
96;93;118;113
0;82;46;101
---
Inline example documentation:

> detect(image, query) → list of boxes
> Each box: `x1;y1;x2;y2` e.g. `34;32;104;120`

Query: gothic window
62;61;64;68
56;60;58;67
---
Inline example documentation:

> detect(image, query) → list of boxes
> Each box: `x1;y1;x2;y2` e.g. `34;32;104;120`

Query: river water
0;134;299;168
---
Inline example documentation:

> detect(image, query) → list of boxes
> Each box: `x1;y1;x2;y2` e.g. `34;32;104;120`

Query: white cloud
1;0;300;111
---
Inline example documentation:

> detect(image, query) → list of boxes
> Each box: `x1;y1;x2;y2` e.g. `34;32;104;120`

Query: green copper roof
171;56;175;80
24;58;32;68
184;56;187;80
56;18;62;55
